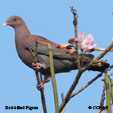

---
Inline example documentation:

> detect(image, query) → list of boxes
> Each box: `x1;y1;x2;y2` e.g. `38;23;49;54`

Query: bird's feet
36;78;50;91
36;82;44;90
32;62;43;71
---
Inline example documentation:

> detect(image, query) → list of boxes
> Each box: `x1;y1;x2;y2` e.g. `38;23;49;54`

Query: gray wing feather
25;43;75;59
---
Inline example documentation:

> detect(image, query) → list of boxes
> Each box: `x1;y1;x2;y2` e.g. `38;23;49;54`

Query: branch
61;93;65;113
95;42;113;61
105;70;112;113
70;6;81;69
96;83;105;113
35;72;47;113
70;72;103;98
48;44;59;113
100;84;105;107
110;78;113;104
59;70;83;112
28;41;47;113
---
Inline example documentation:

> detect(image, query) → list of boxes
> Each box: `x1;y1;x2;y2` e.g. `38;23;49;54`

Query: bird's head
3;16;24;28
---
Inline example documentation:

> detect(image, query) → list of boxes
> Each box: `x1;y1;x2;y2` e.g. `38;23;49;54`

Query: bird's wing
25;43;94;61
25;43;76;59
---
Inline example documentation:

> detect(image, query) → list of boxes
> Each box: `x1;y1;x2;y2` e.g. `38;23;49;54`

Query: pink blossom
77;32;85;43
77;32;96;51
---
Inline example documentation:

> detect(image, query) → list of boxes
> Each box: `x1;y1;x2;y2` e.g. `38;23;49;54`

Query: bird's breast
15;39;33;68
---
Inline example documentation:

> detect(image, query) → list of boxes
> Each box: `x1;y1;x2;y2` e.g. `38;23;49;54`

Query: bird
3;16;109;90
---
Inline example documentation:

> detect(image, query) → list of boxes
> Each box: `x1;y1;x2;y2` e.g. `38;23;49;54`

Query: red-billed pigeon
3;16;109;89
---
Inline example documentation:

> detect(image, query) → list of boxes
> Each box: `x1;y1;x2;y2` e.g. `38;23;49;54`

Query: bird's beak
3;23;8;26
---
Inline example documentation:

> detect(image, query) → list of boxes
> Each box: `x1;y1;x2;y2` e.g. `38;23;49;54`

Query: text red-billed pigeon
3;16;109;89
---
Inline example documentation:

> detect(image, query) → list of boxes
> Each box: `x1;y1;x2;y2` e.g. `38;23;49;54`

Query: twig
96;83;105;113
104;70;112;113
28;41;47;113
95;42;113;61
59;70;83;112
35;71;47;113
61;93;65;113
70;6;81;69
110;78;113;104
48;44;59;113
70;72;103;98
100;84;105;107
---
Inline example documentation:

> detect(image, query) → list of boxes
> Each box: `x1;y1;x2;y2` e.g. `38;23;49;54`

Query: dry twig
96;83;105;113
70;6;81;69
61;93;65;113
59;70;83;112
70;72;103;98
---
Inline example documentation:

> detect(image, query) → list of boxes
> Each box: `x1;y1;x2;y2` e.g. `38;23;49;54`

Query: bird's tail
88;62;109;72
79;54;110;72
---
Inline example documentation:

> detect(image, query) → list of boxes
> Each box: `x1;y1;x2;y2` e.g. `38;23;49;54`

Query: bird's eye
13;18;17;22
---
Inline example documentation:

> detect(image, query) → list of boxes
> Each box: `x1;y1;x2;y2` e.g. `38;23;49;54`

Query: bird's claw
32;62;43;71
36;82;44;90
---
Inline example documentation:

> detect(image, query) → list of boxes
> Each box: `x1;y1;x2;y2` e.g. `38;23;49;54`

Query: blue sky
0;0;113;113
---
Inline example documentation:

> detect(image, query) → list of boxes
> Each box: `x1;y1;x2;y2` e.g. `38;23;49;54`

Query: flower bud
68;38;77;43
65;49;76;54
97;63;102;67
100;59;108;63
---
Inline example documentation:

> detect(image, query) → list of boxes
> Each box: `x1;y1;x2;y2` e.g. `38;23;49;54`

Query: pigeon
3;16;109;89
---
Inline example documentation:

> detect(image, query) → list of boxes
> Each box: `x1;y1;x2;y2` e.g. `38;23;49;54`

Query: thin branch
95;42;113;61
48;44;59;113
105;70;112;113
59;70;83;112
110;78;113;104
70;72;103;98
70;6;81;69
96;83;105;113
28;41;47;113
100;84;105;107
35;71;47;113
61;93;65;113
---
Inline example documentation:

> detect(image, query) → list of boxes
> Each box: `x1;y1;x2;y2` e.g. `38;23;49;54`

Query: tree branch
70;6;81;69
96;83;105;113
61;93;65;113
105;70;112;113
48;44;59;113
70;72;103;98
59;70;83;112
